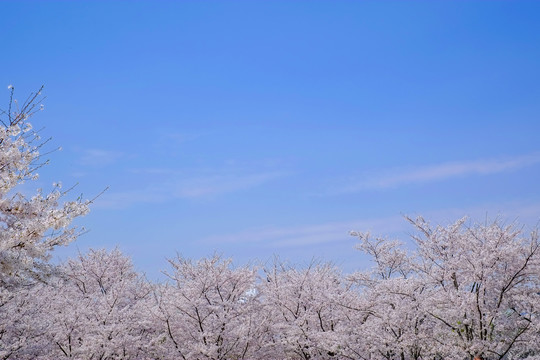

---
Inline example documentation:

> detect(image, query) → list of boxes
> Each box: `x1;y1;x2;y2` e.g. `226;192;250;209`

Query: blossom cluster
2;217;540;360
0;87;89;288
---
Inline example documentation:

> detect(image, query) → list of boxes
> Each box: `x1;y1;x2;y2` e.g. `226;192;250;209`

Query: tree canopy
1;90;539;360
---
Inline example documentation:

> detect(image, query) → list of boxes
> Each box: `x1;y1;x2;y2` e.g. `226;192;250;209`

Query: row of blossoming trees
1;89;540;360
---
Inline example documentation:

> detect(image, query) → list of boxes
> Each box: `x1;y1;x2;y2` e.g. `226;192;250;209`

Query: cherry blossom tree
352;217;540;360
150;254;261;360
349;232;434;360
0;86;90;288
42;249;153;359
261;260;361;359
0;282;52;360
0;87;91;359
409;216;540;359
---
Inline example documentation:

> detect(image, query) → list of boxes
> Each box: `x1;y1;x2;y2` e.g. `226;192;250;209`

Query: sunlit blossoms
0;87;91;359
0;87;90;289
3;222;540;359
349;217;540;360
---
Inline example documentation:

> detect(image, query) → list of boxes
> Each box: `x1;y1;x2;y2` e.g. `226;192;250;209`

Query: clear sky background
2;1;540;279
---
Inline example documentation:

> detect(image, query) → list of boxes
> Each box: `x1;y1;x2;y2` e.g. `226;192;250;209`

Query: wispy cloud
92;187;168;209
161;132;201;144
96;170;286;209
79;149;123;167
172;172;283;198
199;200;540;249
201;215;407;248
338;152;540;193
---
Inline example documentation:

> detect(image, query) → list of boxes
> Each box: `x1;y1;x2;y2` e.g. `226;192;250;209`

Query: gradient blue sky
3;1;540;278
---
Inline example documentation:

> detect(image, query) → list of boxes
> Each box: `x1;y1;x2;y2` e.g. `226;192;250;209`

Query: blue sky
2;1;540;279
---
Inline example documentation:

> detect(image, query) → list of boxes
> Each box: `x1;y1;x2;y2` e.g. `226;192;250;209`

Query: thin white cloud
161;132;201;144
79;149;123;167
129;168;178;175
95;170;286;209
172;172;283;198
199;200;540;249
91;188;167;209
201;215;408;248
340;152;540;192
